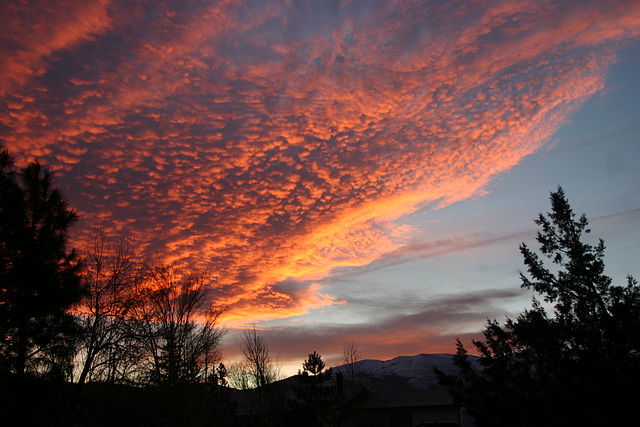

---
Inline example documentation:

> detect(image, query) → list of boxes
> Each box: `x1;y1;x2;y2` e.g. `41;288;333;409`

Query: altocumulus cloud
1;0;639;325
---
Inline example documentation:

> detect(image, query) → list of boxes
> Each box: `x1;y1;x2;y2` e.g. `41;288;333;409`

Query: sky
1;0;639;375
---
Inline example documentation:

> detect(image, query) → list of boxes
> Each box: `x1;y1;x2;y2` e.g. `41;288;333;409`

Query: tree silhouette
75;229;144;385
130;264;225;386
230;325;284;425
437;186;640;426
215;362;229;386
301;351;326;377
342;341;368;399
292;351;339;427
239;324;281;389
0;148;83;379
340;340;369;424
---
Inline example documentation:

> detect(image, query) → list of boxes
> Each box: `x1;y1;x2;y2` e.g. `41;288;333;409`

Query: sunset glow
2;0;639;370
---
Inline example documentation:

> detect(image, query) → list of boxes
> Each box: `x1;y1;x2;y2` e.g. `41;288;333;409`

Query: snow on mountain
332;353;475;391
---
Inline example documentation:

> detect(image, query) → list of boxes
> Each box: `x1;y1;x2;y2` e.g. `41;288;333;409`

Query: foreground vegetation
1;146;225;386
437;187;640;426
2;145;639;426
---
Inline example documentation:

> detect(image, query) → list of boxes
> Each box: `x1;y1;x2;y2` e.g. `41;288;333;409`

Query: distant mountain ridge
331;353;477;391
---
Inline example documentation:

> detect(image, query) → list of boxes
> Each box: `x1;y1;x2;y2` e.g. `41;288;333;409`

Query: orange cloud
2;0;639;327
0;0;113;96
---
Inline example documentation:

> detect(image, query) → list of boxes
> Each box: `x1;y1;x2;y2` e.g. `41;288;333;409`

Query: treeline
0;147;232;425
437;187;640;426
0;146;367;426
3;145;640;427
0;146;224;385
229;332;370;427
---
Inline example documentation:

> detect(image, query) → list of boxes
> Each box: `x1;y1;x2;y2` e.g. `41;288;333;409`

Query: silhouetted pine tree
291;351;341;427
0;146;84;380
437;186;640;426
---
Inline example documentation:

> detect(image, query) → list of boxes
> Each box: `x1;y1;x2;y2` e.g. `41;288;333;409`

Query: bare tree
131;264;226;386
342;341;368;397
231;325;284;425
74;229;144;385
240;324;280;389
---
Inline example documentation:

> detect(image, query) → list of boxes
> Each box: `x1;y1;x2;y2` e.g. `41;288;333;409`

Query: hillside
331;353;477;391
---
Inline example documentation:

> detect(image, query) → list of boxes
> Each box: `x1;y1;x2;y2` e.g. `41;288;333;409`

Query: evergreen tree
0;147;84;379
215;362;229;387
292;351;339;427
437;186;640;426
301;351;327;377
